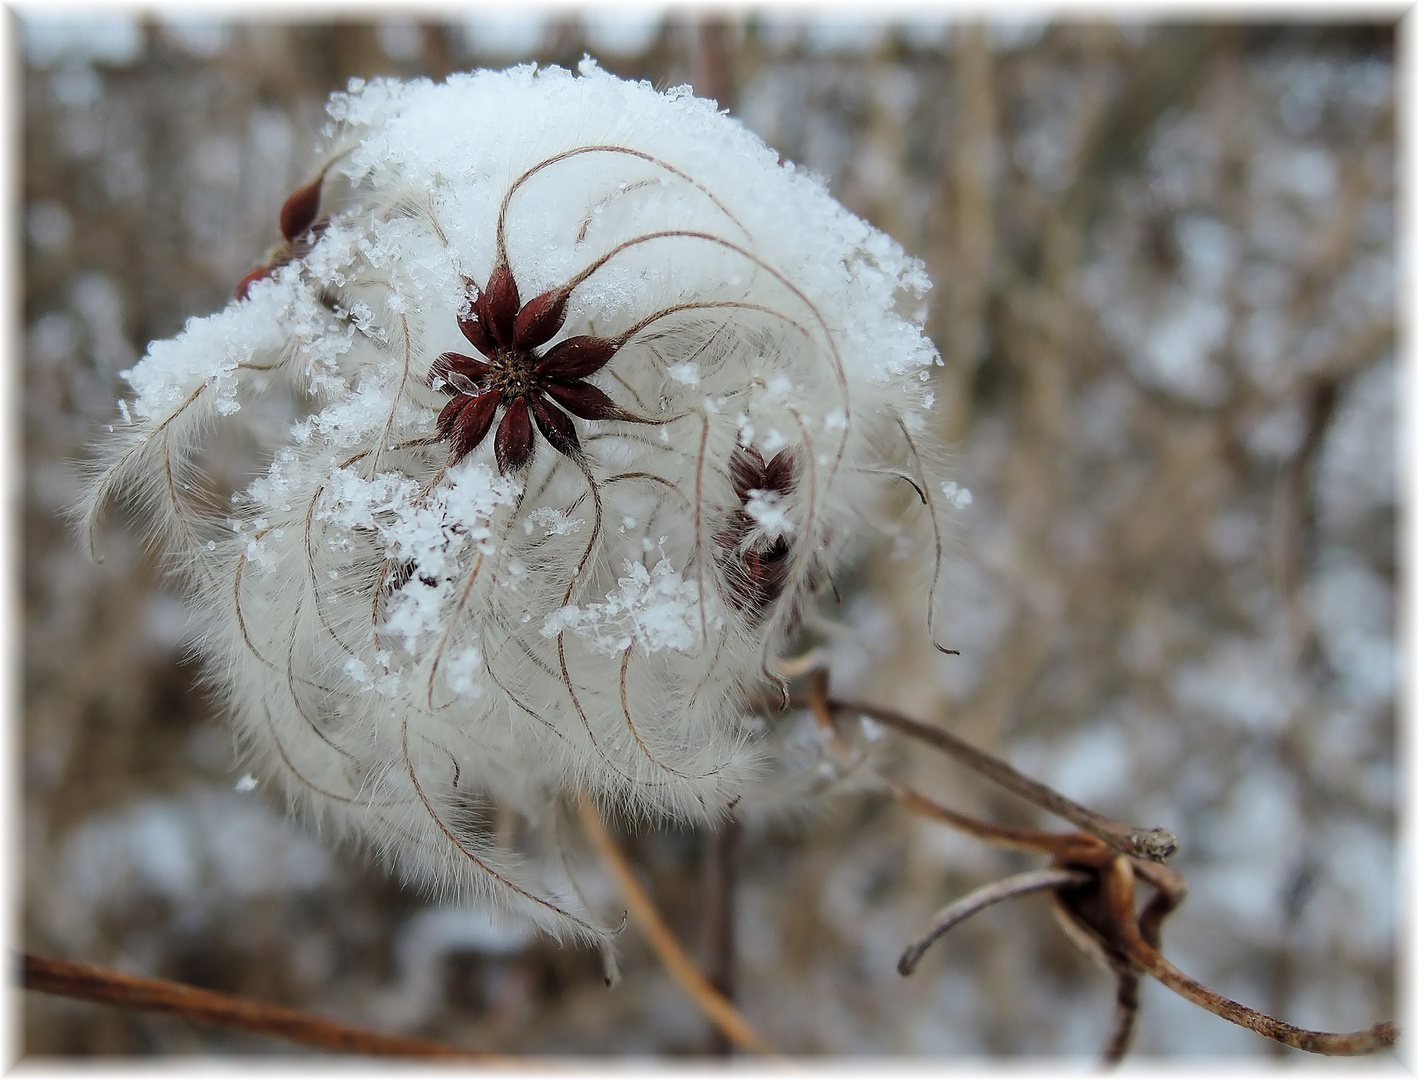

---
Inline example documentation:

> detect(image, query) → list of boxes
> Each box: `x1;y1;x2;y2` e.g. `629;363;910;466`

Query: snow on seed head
77;61;953;941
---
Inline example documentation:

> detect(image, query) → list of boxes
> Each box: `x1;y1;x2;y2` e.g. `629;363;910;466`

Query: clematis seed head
77;61;955;941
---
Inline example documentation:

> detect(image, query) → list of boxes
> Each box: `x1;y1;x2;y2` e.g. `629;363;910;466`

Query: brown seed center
487;349;538;399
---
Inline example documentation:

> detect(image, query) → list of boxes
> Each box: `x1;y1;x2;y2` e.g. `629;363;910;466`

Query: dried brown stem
1100;860;1398;1057
1102;968;1141;1066
898;868;1090;976
884;778;1096;858
1141;961;1397;1055
827;697;1178;863
700;813;742;1056
1116;917;1398;1054
691;15;736;109
575;796;772;1055
21;952;495;1059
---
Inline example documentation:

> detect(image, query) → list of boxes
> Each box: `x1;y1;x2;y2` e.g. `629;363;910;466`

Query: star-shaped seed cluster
430;264;634;472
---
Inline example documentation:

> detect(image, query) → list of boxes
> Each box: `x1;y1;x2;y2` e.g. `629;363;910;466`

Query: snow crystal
314;459;519;652
444;645;486;699
745;488;795;539
542;560;713;656
344;655;403;697
941;481;973;509
666;361;701;386
527;506;583;536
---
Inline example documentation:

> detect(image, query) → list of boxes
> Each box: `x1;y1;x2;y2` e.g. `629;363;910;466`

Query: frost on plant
79;61;949;941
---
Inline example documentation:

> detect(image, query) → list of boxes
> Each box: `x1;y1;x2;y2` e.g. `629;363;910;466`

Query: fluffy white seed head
79;61;947;941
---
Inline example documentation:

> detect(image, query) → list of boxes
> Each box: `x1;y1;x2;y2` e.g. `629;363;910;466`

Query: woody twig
825;691;1176;863
20;952;495;1059
576;795;772;1055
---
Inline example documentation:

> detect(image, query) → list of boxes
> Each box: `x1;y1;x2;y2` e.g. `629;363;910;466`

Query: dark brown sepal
541;380;624;421
429;352;489;391
718;532;794;623
437;395;468;441
531;397;581;458
513;289;569;352
481;264;520;349
449;391;501;461
457;287;495;356
494;396;534;472
535;336;618;381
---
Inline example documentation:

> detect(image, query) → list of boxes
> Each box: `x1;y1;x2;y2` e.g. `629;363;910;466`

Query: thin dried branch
883;777;1103;860
826;696;1177;863
1129;946;1397;1055
1097;862;1399;1056
575;796;773;1055
897;868;1090;976
21;952;494;1059
699;812;742;1056
804;671;1116;864
1102;968;1142;1065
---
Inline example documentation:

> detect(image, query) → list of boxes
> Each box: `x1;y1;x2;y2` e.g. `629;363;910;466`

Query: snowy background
22;14;1396;1057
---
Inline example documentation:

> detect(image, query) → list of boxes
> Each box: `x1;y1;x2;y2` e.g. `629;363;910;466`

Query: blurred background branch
21;952;491;1058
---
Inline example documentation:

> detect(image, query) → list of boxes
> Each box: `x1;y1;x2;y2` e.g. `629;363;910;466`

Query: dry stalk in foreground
20;952;497;1059
576;794;773;1055
801;671;1398;1061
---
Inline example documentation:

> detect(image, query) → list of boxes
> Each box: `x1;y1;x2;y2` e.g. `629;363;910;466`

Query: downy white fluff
80;60;947;942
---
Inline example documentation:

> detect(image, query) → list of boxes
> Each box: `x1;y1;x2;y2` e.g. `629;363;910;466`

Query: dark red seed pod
535;336;618;381
494;396;534;472
764;450;799;495
481;264;520;349
541;380;623;421
449;391;502;461
235;266;271;300
725;515;754;548
531;397;581;458
512;289;569;352
428;352;489;391
279;174;324;243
